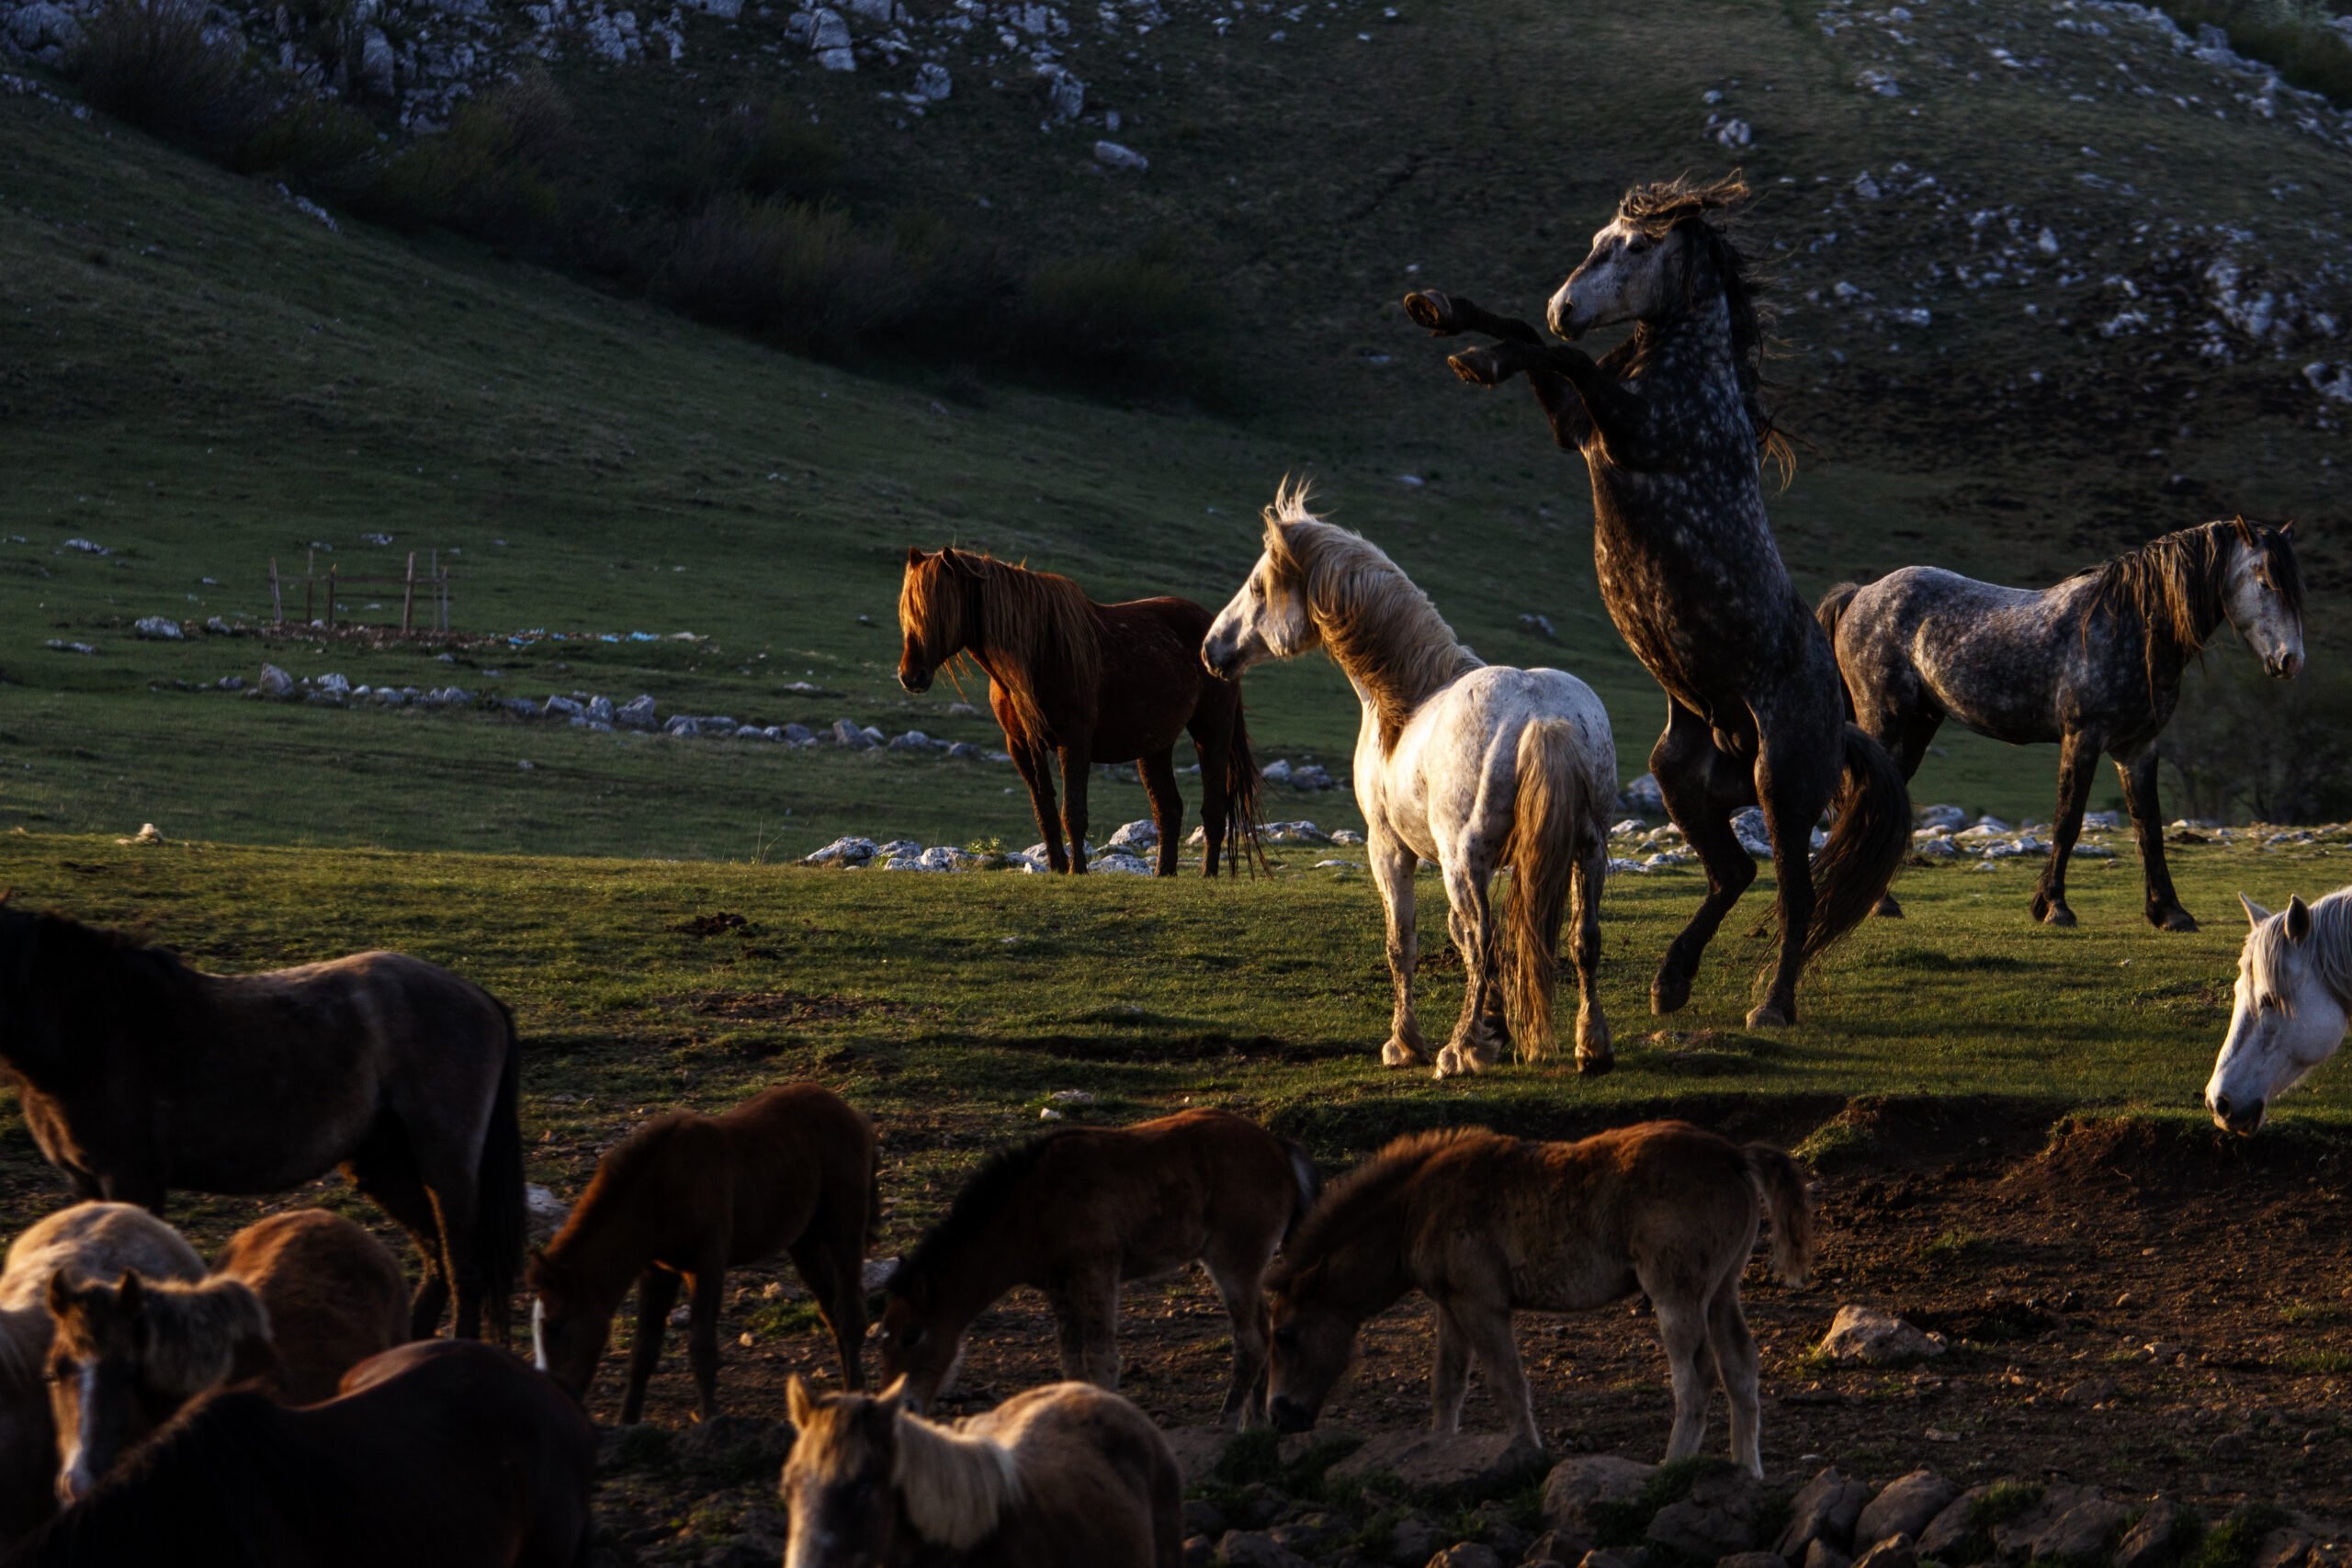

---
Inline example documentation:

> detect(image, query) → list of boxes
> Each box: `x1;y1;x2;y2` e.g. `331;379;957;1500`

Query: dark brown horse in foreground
0;908;523;1342
781;1376;1183;1568
4;1340;595;1568
1265;1122;1813;1476
898;547;1264;874
44;1208;411;1502
529;1082;876;1423
877;1109;1318;1426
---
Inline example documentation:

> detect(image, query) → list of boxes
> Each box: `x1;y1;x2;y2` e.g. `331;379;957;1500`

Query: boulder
356;25;396;95
887;729;931;750
2112;1501;2192;1568
1094;139;1148;172
1915;1490;1989;1562
1778;1469;1873;1557
1917;804;1969;830
1623;773;1666;813
1645;1468;1770;1562
1217;1530;1309;1568
1389;1515;1447;1564
1523;1532;1584;1568
911;61;951;98
544;695;583;718
803;836;878;867
1106;818;1159;851
783;722;816;744
616;694;658;729
258;663;295;698
1856;1472;1960;1549
2020;1498;2130;1564
1427;1547;1502;1568
1721;1555;1786;1568
831;718;876;750
1291;763;1335;791
1541;1454;1655;1546
1806;1543;1854;1568
1990;1487;2099;1562
1851;1536;1916;1568
1160;1427;1234;1489
586;695;615;723
1816;1305;1945;1365
133;615;184;639
1262;758;1294;785
666;716;704;738
1326;1432;1545;1496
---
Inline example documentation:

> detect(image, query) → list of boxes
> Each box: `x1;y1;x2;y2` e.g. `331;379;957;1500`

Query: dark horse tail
1804;723;1910;965
1224;705;1270;876
1814;582;1861;721
479;1002;526;1346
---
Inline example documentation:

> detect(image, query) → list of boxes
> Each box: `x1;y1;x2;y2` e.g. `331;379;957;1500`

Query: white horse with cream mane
2206;888;2352;1134
1203;480;1617;1077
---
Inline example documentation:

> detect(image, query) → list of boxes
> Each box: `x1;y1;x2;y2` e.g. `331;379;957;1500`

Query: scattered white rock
1093;140;1148;172
1817;1304;1947;1365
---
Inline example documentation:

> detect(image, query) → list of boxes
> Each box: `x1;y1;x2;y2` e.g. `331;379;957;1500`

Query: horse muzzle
899;667;933;695
2267;650;2303;680
2208;1091;2266;1136
1267;1394;1315;1434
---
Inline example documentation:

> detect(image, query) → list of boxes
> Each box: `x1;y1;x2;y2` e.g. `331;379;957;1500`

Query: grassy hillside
6;0;2351;859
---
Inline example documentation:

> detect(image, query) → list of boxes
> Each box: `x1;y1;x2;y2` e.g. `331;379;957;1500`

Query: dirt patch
681;990;921;1024
2007;1113;2342;1202
670;911;759;938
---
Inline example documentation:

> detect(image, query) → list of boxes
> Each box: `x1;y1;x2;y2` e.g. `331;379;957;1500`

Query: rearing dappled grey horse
1404;173;1910;1028
1818;518;2304;931
2206;889;2351;1134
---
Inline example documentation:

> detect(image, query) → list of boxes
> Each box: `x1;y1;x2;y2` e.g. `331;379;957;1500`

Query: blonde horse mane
2246;889;2352;1016
890;1404;1023;1550
1261;479;1481;750
899;551;1102;739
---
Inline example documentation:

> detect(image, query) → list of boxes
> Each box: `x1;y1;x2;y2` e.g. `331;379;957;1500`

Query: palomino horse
0;1204;204;1548
1819;517;2306;931
8;1341;596;1568
1404;174;1910;1027
1204;483;1618;1077
45;1208;410;1502
781;1376;1183;1568
898;547;1264;875
529;1082;875;1423
0;908;523;1341
1265;1122;1814;1477
2206;889;2352;1134
877;1109;1317;1426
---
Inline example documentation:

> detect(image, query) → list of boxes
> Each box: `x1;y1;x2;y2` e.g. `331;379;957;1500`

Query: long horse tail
1742;1143;1816;1287
1803;724;1910;965
1814;582;1861;721
477;1001;526;1348
1500;717;1592;1064
1277;1135;1321;1244
1223;703;1269;876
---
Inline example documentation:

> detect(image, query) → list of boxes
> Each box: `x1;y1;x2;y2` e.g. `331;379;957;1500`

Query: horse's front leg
2116;745;2197;931
1140;750;1184;877
1429;1305;1471;1433
1367;832;1428;1067
1402;289;1544;344
1434;858;1503;1079
1057;744;1092;874
1011;740;1068;873
2031;731;2101;928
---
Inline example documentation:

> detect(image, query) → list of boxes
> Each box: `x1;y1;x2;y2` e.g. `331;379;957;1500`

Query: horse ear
786;1374;816;1429
2279;520;2297;540
2242;892;2272;928
117;1271;145;1314
906;546;925;566
44;1270;74;1319
876;1374;908;1416
2287;896;2312;943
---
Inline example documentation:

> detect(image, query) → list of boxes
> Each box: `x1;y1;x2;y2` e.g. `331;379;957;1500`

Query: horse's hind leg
1434;855;1505;1080
1570;837;1611;1073
1191;719;1232;877
1428;1305;1471;1433
787;1231;867;1391
1650;1292;1713;1463
684;1259;728;1421
1140;750;1184;877
1704;1279;1763;1478
621;1268;681;1425
1369;832;1429;1067
1201;1247;1272;1427
1057;743;1092;874
2116;745;2197;931
1748;727;1831;1029
2031;730;2101;928
1649;705;1758;1016
1453;1298;1540;1450
345;1136;451;1338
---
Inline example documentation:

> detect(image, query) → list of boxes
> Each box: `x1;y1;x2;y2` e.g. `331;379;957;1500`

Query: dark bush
356;69;575;247
2164;652;2352;823
234;94;382;190
660;198;922;356
74;0;268;152
1013;248;1219;395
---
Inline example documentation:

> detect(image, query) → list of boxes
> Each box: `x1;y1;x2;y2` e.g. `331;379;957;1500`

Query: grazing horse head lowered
2206;889;2351;1134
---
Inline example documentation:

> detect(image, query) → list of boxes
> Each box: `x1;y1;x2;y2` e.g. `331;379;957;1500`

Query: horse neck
546;1155;675;1313
1296;1196;1414;1322
1312;582;1478;750
891;1409;1020;1551
1630;290;1753;446
2302;895;2352;1011
7;923;198;1081
970;565;1099;732
895;1220;1023;1340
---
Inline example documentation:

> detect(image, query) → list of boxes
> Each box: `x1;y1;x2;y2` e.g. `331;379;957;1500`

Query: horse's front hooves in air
1404;289;1459;335
1873;893;1905;919
1446;347;1505;387
1380;1037;1428;1069
1650;967;1693;1017
1744;999;1795;1030
2151;907;2199;933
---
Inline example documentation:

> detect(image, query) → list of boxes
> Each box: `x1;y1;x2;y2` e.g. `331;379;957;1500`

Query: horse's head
1203;485;1318;679
525;1248;610;1403
897;547;972;695
2207;893;2345;1134
42;1269;260;1505
1262;1258;1363;1435
1550;174;1749;341
872;1274;964;1412
781;1376;906;1568
2222;520;2305;681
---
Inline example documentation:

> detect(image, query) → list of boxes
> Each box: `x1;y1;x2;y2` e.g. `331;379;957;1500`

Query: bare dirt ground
582;1100;2352;1562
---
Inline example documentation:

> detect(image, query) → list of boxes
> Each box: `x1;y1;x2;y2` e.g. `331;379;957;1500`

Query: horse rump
1802;724;1909;964
1740;1144;1816;1286
1500;717;1593;1063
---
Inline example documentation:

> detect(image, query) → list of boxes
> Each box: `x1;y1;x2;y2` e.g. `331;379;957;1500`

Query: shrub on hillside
74;0;267;152
234;94;383;191
661;197;924;356
2159;0;2352;102
356;69;575;248
1014;249;1218;395
2164;653;2352;823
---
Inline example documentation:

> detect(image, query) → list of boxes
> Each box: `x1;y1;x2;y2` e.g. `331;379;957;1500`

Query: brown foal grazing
1265;1122;1814;1476
44;1209;410;1502
877;1109;1319;1425
780;1376;1183;1568
528;1082;876;1423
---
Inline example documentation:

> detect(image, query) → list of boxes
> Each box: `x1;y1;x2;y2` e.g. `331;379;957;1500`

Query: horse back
1849;567;2097;743
217;1209;411;1404
965;1384;1182;1568
717;1083;875;1264
1089;1110;1294;1270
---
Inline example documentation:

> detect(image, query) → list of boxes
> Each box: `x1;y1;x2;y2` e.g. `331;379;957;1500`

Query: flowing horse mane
899;552;1102;739
2081;517;2304;693
1616;171;1794;483
2247;889;2352;1013
890;1404;1023;1550
1261;480;1482;751
1266;1126;1488;1289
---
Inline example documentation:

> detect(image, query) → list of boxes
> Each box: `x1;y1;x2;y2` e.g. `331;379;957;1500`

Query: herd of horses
0;174;2340;1564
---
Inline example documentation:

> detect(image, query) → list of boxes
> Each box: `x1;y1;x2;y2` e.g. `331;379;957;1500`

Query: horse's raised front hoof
1404;289;1459;335
1874;892;1905;919
1650;965;1693;1017
1745;998;1796;1029
1380;1036;1427;1068
2150;904;2199;933
1446;346;1506;387
2031;892;2076;927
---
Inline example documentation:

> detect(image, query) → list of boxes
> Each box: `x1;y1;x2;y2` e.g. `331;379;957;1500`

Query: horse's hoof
1446;347;1503;387
1431;1046;1461;1080
2033;897;2076;928
1651;967;1692;1016
1404;289;1458;334
1874;894;1905;919
2153;907;2199;933
1745;999;1795;1029
1576;1049;1614;1077
1381;1038;1426;1068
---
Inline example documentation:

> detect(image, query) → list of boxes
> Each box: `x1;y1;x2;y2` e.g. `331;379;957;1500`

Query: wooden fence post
304;549;315;626
401;551;417;635
327;562;337;631
269;558;282;626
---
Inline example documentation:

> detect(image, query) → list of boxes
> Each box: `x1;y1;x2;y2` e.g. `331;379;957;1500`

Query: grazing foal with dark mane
0;908;523;1341
898;547;1263;874
1819;516;2305;930
1405;174;1910;1027
529;1082;875;1423
6;1341;596;1568
876;1109;1318;1426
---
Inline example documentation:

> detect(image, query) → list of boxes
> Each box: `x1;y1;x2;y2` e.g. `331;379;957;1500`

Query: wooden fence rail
269;549;451;633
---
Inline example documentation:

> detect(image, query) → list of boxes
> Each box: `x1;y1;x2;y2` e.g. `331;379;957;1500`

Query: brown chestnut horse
528;1082;876;1424
877;1109;1318;1426
44;1208;411;1503
897;547;1264;874
6;1340;595;1568
0;908;523;1344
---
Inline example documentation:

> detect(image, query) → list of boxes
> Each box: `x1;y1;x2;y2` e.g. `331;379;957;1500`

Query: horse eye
1273;1326;1299;1348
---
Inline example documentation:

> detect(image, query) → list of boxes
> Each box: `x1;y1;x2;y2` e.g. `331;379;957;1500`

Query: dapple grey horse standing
1817;518;2305;931
1404;174;1910;1028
